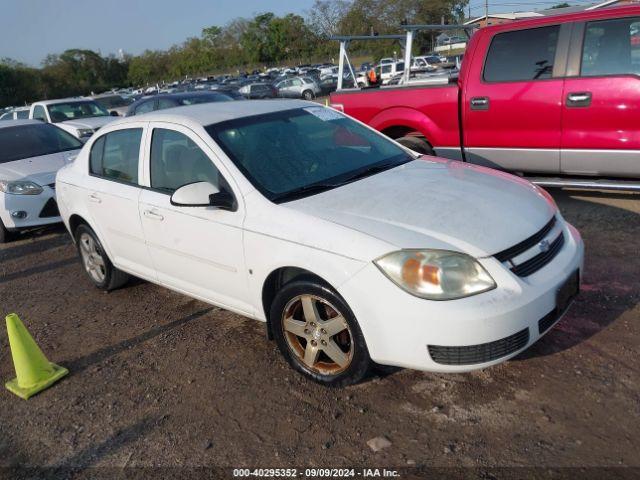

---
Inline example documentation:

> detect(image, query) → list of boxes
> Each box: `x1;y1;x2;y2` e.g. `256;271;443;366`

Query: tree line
0;0;468;108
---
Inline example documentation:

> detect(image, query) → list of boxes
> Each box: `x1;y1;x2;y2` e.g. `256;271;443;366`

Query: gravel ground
0;189;639;479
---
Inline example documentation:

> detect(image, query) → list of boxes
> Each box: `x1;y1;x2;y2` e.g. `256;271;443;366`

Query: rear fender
369;107;442;145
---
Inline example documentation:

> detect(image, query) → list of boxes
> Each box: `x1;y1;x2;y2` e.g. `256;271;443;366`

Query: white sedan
56;100;584;386
0;120;82;242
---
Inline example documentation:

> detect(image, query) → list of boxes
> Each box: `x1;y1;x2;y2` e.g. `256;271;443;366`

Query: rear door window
581;17;640;76
484;25;560;82
90;129;142;185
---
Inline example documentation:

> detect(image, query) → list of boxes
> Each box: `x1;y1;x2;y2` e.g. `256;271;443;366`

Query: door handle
566;92;592;107
470;97;490;110
88;193;102;204
143;209;164;221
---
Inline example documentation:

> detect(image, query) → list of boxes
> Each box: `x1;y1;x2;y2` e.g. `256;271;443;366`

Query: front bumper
338;221;584;373
0;186;61;230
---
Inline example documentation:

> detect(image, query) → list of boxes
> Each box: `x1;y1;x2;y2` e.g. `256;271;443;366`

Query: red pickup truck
330;6;640;182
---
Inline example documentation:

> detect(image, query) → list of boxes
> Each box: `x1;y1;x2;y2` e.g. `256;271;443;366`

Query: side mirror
170;181;236;211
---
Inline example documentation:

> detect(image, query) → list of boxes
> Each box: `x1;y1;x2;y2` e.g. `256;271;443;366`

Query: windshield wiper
273;159;409;203
341;161;403;183
272;182;344;203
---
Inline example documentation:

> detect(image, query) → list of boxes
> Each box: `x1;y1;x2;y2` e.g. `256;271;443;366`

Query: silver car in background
276;77;321;100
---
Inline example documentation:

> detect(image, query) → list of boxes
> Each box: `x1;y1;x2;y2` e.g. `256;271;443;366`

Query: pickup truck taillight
329;103;344;112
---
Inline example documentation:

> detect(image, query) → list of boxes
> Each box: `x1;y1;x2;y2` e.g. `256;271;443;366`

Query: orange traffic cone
4;313;68;399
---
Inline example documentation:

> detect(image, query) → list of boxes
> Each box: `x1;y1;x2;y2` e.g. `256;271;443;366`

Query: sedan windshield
48;101;110;122
206;107;413;203
0;123;82;164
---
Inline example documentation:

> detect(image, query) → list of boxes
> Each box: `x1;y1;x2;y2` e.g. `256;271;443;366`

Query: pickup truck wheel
396;136;434;155
271;280;371;387
75;224;129;291
302;90;314;100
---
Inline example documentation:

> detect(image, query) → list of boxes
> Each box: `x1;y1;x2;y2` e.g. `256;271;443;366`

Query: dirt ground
0;189;639;479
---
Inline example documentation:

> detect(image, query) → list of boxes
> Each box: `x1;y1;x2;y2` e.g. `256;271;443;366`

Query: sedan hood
61;116;115;130
0;150;78;185
287;159;556;258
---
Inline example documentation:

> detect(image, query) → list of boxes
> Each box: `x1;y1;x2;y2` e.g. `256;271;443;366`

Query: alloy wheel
281;294;353;375
79;232;106;283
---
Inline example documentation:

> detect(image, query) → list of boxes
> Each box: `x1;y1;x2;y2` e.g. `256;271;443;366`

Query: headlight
0;180;44;195
374;249;496;300
77;128;94;138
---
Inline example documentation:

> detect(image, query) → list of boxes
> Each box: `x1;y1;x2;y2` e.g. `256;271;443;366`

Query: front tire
271;279;370;387
74;224;129;291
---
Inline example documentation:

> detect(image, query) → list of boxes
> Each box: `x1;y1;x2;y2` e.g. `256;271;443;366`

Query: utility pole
485;0;489;24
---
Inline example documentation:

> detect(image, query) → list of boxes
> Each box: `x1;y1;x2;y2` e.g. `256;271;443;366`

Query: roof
34;97;92;106
113;99;315;128
0;119;43;130
466;1;640;24
475;4;640;33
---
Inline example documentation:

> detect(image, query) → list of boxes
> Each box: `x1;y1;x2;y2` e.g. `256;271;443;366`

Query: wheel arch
68;214;91;240
370;107;441;146
261;266;336;340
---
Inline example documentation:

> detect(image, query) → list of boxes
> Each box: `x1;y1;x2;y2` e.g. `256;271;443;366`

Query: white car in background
29;98;118;142
56;100;583;387
0;120;82;242
0;106;30;121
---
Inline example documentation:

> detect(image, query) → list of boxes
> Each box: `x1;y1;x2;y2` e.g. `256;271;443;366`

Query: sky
0;0;316;66
1;0;592;66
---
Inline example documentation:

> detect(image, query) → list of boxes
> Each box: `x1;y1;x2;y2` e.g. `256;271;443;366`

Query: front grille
511;233;565;277
494;216;556;262
428;328;529;366
493;215;565;277
538;309;560;335
39;198;60;218
48;182;56;190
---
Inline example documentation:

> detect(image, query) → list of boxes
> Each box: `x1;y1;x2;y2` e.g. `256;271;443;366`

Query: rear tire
302;90;314;100
396;136;434;155
74;224;129;291
271;279;371;387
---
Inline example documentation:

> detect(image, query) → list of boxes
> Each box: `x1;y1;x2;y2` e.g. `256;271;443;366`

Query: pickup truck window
33;105;47;122
484;25;559;82
581;17;640;77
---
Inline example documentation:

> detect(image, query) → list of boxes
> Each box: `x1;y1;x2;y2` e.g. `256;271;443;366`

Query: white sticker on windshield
304;106;343;121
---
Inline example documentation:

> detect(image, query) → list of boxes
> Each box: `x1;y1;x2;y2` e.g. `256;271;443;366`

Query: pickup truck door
561;17;640;177
463;24;569;174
